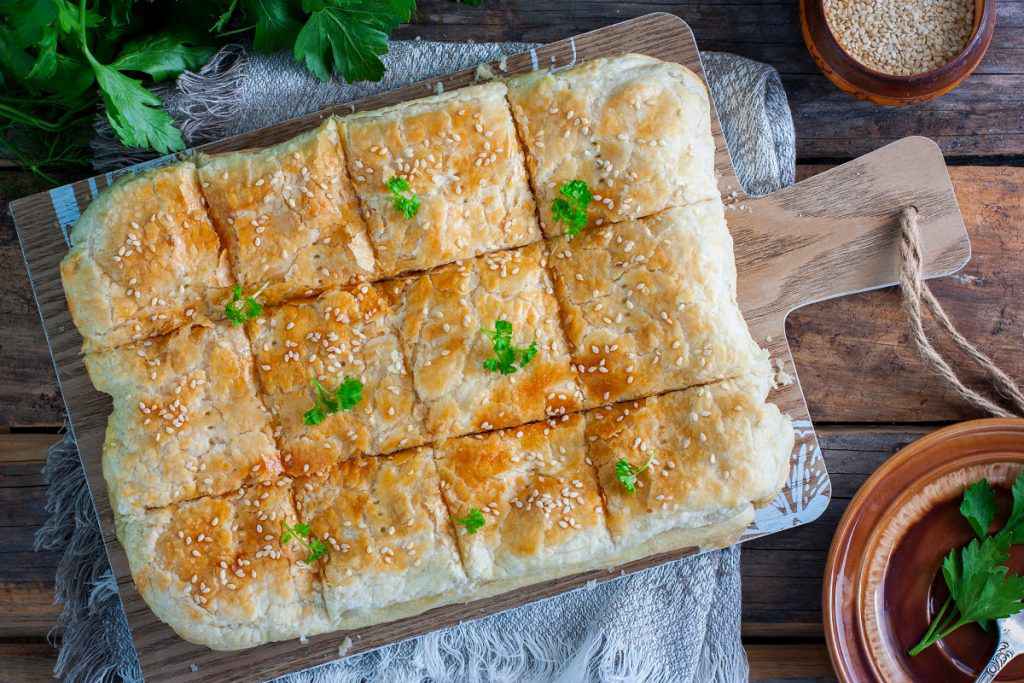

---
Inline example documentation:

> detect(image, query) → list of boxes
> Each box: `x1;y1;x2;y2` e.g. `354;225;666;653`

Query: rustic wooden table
1;2;1021;681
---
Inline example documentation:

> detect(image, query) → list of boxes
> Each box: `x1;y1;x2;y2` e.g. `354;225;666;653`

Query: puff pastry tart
118;479;328;650
86;321;281;518
388;243;583;440
246;283;429;477
60;162;233;351
547;202;769;407
435;414;613;589
198;118;377;304
508;54;719;237
341;83;541;276
58;53;796;654
585;373;793;558
293;447;467;629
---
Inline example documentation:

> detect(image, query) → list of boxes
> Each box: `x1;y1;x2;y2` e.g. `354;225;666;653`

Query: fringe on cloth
34;431;142;683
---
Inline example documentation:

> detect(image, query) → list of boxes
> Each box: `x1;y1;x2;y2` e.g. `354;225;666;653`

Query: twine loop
898;207;1024;418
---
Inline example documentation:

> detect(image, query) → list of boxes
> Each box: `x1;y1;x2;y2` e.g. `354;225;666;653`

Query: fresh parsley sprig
910;472;1024;656
481;320;537;375
551;179;592;238
456;507;485;534
303;376;363;425
386;176;420;218
615;455;652;493
281;521;328;563
224;284;263;325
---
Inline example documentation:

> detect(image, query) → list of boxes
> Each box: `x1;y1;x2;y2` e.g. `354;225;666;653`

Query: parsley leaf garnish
456;507;485;534
481;320;537;375
615;455;653;493
551;179;592;238
910;471;1024;655
293;0;414;83
281;521;328;563
961;479;997;539
386;176;420;218
224;285;263;325
303;376;363;425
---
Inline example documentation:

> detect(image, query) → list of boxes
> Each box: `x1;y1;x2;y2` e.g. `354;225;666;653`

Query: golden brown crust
293;447;467;628
247;284;429;477
60;162;233;351
86;321;282;518
340;83;542;276
118;480;329;650
434;414;612;583
547;204;769;407
585;374;793;547
197;118;377;304
388;243;583;440
507;54;718;237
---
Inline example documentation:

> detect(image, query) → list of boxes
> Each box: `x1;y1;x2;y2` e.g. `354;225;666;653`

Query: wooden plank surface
2;1;1023;679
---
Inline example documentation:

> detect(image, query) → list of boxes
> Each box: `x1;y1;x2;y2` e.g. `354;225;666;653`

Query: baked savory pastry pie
507;54;718;237
85;321;281;517
246;284;429;477
585;373;793;559
118;479;328;650
60;54;795;653
435;414;612;589
197;118;377;304
293;447;467;628
388;243;582;439
60;162;233;350
547;203;769;407
340;83;541;276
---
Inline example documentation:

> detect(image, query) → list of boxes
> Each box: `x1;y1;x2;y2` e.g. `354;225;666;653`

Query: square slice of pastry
547;203;769;407
60;162;233;351
507;54;718;237
340;83;541;276
585;374;793;556
389;243;582;440
85;321;281;518
197;118;377;304
435;414;612;587
118;479;328;650
247;284;429;477
292;447;467;627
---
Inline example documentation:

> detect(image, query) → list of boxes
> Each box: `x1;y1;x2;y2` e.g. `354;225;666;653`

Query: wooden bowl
824;419;1024;682
799;0;996;106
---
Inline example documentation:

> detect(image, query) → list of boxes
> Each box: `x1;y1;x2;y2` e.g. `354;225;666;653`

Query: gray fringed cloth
39;41;795;683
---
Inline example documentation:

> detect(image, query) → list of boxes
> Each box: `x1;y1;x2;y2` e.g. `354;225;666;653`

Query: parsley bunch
909;473;1024;655
456;507;484;534
224;284;263;325
551;179;592;238
281;521;327;563
481;320;537;375
386;175;419;218
303;376;363;425
0;0;430;182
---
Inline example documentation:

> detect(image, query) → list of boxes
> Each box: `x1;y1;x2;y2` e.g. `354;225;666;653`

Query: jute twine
899;207;1024;418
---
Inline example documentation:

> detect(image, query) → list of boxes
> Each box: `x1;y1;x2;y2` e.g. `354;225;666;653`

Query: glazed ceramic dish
825;418;1024;681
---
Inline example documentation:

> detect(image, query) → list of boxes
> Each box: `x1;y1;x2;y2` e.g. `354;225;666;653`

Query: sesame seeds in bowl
799;0;995;105
824;0;975;77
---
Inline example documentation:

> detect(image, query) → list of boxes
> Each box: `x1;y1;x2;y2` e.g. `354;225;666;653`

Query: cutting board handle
732;136;971;324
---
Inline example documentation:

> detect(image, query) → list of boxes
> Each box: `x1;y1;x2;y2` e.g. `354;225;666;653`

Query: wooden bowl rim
823;418;1024;683
814;0;993;84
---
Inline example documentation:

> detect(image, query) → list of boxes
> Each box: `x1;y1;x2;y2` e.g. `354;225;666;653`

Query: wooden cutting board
9;13;969;682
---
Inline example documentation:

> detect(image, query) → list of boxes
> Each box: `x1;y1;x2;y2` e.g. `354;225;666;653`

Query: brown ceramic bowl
800;0;996;105
825;419;1024;682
